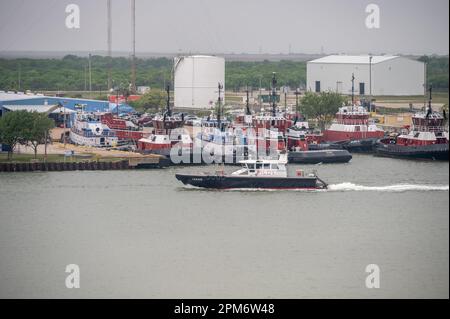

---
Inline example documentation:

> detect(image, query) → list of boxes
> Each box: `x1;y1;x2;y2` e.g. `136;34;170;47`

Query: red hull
323;130;384;142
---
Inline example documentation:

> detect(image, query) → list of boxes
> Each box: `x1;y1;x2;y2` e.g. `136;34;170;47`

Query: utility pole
18;62;21;90
259;75;262;110
116;87;120;116
107;0;112;91
63;102;67;148
130;0;136;94
84;64;88;91
88;53;92;93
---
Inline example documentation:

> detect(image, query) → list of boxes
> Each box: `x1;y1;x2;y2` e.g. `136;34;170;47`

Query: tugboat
322;74;384;151
69;110;119;147
375;86;449;160
137;85;191;156
175;152;328;190
287;124;352;164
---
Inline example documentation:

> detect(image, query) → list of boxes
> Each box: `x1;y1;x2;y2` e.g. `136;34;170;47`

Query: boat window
255;163;263;169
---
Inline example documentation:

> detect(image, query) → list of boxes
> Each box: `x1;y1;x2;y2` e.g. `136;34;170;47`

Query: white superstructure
69;112;118;147
174;55;225;109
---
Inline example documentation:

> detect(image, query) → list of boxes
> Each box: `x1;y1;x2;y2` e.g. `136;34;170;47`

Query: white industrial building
307;55;426;96
174;55;225;109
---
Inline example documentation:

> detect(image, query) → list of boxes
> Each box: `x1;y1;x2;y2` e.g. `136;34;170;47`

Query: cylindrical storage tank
174;55;225;109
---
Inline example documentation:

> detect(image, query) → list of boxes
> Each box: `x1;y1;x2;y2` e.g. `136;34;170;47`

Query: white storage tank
174;55;225;109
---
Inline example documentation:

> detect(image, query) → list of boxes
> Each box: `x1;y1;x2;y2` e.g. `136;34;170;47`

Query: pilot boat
175;152;328;190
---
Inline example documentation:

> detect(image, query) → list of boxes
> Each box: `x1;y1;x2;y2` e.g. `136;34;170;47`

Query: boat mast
295;88;300;114
426;84;433;118
245;85;251;115
428;84;432;110
271;72;277;117
217;82;223;131
351;73;355;110
166;83;172;117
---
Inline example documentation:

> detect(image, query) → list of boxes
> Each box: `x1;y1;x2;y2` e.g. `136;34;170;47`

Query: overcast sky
0;0;448;55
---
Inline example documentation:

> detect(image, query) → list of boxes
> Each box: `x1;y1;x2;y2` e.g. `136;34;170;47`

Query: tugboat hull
375;143;449;161
175;174;327;190
288;150;352;164
341;138;379;153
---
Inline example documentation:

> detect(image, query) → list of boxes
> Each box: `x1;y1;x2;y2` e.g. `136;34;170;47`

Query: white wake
328;183;449;192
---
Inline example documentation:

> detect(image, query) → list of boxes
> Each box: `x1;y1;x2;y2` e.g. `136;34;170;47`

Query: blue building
0;91;134;117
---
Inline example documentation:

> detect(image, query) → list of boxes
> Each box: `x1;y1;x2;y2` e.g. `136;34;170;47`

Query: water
0;154;448;298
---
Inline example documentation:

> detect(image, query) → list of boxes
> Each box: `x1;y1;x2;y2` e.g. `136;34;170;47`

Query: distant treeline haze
0;55;448;93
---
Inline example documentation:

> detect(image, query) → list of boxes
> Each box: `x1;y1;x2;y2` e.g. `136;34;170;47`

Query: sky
0;0;448;55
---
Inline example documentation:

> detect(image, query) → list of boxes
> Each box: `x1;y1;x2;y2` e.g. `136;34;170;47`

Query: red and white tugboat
375;87;449;160
137;85;191;156
323;75;384;151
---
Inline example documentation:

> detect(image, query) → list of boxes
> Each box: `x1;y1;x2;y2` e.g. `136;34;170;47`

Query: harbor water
0;154;448;298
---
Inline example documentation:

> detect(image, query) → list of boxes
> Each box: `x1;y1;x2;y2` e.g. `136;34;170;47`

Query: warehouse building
307;55;426;96
174;55;225;109
0;91;133;117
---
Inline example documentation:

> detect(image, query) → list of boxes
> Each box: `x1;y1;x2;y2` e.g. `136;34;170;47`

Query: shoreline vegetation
0;55;448;93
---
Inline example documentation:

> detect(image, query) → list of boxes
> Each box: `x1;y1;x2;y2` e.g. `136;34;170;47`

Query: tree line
1;55;447;93
0;111;54;160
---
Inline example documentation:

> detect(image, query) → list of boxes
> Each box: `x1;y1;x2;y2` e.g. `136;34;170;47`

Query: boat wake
180;183;449;192
328;183;449;192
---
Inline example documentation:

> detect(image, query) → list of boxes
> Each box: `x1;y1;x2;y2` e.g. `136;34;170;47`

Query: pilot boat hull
175;174;327;189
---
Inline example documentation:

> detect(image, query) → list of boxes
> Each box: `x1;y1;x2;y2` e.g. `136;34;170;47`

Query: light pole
63;102;67;148
369;55;373;112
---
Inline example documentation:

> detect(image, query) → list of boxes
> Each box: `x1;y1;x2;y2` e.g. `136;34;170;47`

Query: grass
0;153;128;163
375;92;449;105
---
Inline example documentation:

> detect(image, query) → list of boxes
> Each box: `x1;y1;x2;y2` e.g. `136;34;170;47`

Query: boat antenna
245;85;251;115
217;82;223;131
426;84;433;118
351;73;355;109
295;88;300;114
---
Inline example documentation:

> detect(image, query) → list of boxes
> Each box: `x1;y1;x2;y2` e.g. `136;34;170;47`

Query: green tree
300;91;346;130
26;112;55;159
129;90;167;113
0;111;32;160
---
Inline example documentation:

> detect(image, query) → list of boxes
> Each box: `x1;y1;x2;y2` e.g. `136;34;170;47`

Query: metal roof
0;92;45;102
2;105;76;113
308;55;399;65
